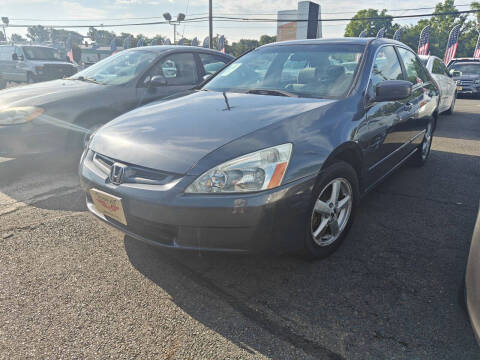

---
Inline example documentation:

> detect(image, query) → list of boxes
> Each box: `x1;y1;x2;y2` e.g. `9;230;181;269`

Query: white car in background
419;55;457;114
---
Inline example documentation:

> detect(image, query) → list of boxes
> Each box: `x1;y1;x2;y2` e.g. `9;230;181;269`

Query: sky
1;0;475;42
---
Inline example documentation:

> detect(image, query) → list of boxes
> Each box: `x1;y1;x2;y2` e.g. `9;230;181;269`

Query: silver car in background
0;45;77;88
466;203;480;345
419;55;456;114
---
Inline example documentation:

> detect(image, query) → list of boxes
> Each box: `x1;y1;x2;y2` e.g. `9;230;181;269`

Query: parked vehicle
80;38;440;259
465;203;480;344
0;46;233;156
447;57;480;68
0;45;77;87
448;60;480;97
419;55;456;114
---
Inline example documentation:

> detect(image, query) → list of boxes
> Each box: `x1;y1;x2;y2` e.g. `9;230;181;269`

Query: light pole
163;12;185;44
1;17;8;42
209;0;213;49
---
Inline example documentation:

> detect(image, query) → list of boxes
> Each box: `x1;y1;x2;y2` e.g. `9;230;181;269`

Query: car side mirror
149;75;168;87
374;80;412;102
450;70;461;77
202;74;212;81
11;53;18;61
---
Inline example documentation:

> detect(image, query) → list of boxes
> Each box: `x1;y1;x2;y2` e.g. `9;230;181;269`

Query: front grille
92;152;180;185
106;214;178;246
460;80;474;86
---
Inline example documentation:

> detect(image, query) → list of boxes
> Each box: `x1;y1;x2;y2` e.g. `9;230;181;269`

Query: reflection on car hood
90;91;336;174
0;79;101;109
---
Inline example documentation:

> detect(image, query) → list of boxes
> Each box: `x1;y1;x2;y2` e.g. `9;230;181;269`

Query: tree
259;35;276;45
88;27;115;46
27;25;50;42
344;9;395;37
11;33;26;42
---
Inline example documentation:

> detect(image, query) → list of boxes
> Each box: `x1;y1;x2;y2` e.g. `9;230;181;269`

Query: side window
441;63;450;77
432;60;444;75
15;47;23;60
198;53;228;75
370;46;403;91
0;47;12;61
397;47;428;84
152;53;198;86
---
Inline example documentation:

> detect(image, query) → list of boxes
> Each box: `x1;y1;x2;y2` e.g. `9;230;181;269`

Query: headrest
325;65;345;80
298;68;317;84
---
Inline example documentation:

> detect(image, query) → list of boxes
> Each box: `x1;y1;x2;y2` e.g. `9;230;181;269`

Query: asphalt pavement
1;99;479;359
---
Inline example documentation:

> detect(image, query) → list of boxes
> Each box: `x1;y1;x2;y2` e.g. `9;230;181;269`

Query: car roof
450;61;480;65
260;37;406;48
125;45;233;57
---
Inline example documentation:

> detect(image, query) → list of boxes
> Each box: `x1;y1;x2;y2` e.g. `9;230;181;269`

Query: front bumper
456;84;480;95
80;151;316;253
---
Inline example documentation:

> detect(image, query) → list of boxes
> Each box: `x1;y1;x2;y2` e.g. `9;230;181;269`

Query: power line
9;3;474;22
6;9;480;29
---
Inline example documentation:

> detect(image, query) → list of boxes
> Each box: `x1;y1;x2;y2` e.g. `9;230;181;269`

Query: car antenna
223;91;231;111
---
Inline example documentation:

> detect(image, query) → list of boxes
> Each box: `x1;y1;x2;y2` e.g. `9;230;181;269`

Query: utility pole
209;0;213;49
173;23;176;44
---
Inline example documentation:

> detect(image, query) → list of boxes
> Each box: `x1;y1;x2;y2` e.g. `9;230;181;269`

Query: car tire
26;73;35;84
410;119;434;167
302;161;359;260
445;93;456;115
0;78;6;89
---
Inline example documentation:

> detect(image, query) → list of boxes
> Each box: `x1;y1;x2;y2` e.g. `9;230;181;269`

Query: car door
0;46;15;81
431;58;451;112
136;52;200;106
364;45;415;182
396;47;434;136
440;61;456;109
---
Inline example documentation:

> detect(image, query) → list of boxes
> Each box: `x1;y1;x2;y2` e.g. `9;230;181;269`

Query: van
0;45;77;88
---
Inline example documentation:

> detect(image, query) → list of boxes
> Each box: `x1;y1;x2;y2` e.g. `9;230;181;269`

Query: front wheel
26;73;35;84
302;161;359;260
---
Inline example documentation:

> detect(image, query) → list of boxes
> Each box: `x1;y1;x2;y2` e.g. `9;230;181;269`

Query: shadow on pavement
124;148;480;360
0;152;86;212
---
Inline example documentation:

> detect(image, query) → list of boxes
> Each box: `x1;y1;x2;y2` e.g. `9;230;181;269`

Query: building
277;1;322;42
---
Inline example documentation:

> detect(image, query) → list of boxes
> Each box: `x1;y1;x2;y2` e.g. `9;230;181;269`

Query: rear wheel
302;161;359;260
445;93;456;115
410;120;434;166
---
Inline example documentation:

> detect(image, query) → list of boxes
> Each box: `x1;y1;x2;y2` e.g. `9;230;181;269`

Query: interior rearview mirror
374;80;412;102
149;75;167;87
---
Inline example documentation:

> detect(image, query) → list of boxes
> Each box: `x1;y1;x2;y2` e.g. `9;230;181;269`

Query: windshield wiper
246;88;298;97
72;76;102;85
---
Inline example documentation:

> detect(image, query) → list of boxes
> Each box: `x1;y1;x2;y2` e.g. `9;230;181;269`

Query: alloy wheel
421;122;433;160
311;178;353;247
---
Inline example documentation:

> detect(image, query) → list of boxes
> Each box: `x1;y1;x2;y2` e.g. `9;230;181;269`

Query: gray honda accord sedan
80;38;439;259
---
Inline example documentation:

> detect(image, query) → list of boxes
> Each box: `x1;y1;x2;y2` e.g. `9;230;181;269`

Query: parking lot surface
1;99;479;359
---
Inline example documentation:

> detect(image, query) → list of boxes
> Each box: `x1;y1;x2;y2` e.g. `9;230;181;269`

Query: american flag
474;33;480;59
444;24;462;65
110;38;118;54
376;27;386;38
65;36;74;63
393;28;403;41
417;25;430;55
358;30;367;38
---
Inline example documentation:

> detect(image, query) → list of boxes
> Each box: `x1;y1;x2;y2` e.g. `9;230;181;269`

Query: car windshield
203;43;365;99
23;46;63;61
450;63;480;75
70;49;158;85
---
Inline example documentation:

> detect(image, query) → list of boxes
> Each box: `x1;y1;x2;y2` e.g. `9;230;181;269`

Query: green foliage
226;35;276;57
11;33;26;42
344;0;480;59
344;9;397;37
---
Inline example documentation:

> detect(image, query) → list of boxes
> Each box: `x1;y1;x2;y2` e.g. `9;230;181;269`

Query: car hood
0;79;102;109
90;91;336;174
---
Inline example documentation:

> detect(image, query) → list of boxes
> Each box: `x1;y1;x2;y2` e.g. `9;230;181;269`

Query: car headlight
185;143;293;194
474;80;480;85
456;80;461;85
0;106;44;125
